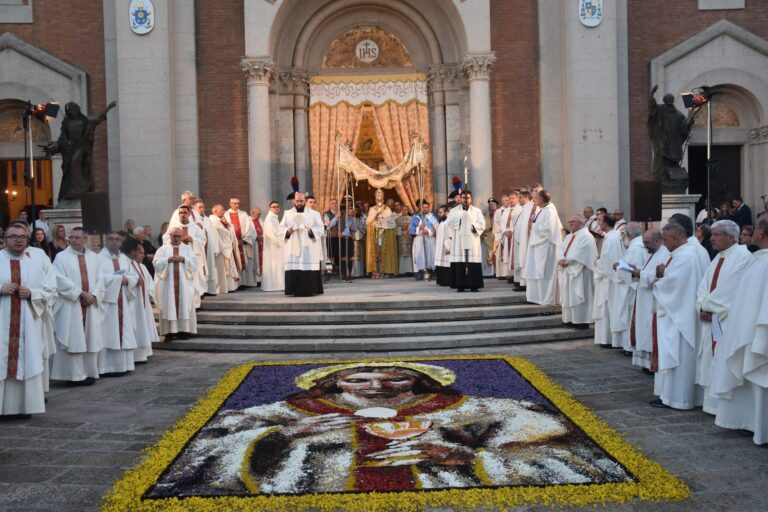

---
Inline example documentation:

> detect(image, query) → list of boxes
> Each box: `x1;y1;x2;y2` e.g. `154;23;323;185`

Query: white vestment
611;236;647;351
97;249;138;374
165;220;207;302
210;215;239;294
434;220;450;269
653;243;707;409
169;206;201;227
593;230;624;345
199;214;219;295
262;211;285;292
154;243;199;335
514;201;535;283
130;261;159;362
695;244;754;414
631;246;669;369
709;249;768;444
410;213;438;272
51;247;104;381
0;250;56;415
226;209;257;286
279;208;325;271
26;247;56;392
495;204;522;278
524;203;563;305
615;219;628;248
445;205;485;264
688;236;712;269
557;227;597;324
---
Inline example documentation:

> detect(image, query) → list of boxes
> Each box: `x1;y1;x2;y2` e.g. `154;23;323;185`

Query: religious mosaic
102;356;689;511
323;26;413;69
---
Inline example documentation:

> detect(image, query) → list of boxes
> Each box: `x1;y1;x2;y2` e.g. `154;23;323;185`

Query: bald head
626;222;643;240
643;228;663;253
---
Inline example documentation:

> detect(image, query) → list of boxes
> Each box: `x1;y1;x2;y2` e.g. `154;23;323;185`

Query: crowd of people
1;186;766;447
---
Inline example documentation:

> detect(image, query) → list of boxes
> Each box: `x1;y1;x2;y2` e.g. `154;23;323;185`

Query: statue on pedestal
647;85;700;194
43;101;117;208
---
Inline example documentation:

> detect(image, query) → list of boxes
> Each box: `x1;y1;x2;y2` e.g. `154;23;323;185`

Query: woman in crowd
34;227;55;260
695;223;717;260
51;224;68;259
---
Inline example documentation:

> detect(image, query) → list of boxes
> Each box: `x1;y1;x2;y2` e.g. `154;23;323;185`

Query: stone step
156;326;594;353
193;314;563;339
195;303;558;325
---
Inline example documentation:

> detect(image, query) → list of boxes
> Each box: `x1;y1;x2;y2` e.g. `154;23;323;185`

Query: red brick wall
627;0;768;183
489;0;540;195
0;0;108;194
194;0;249;206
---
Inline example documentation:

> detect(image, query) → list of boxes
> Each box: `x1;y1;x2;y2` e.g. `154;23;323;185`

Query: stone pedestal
661;194;701;226
40;208;82;235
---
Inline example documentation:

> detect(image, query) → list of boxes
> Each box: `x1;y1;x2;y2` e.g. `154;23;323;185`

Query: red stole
172;246;180;316
229;211;246;264
6;259;21;379
562;234;576;258
112;258;124;346
284;393;465;492
708;257;725;354
527;205;538;238
253;218;263;273
77;254;89;329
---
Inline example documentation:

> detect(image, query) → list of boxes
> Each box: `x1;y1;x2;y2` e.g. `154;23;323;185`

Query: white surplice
444;205;485;264
210;214;239;294
0;249;56;415
130;261;159;362
593;230;624;345
514;201;535;284
51;247;104;381
434;220;450;270
165;219;207;302
524;203;563;305
611;236;647;350
652;242;708;409
154;243;199;335
709;249;768;444
279;208;325;271
262;210;285;292
495;204;522;278
410;213;438;272
96;249;138;374
695;243;754;414
26;247;56;392
199;214;219;296
226;208;257;286
631;246;669;369
557;227;597;324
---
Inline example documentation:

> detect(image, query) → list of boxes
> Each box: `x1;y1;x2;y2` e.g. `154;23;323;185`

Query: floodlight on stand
22;101;60;237
681;86;715;222
681;86;712;109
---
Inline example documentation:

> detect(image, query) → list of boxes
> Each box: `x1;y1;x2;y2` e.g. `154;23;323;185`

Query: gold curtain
371;101;432;212
309;102;363;212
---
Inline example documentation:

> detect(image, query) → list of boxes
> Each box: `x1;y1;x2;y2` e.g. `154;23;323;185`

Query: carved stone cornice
241;56;275;86
427;65;461;93
278;68;310;95
462;53;496;82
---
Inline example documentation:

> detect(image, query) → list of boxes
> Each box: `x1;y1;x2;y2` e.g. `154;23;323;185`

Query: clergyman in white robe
130;259;159;362
611;232;647;351
166;214;208;304
524;199;562;305
444;200;485;291
279;198;325;297
410;211;438;274
51;245;104;383
154;237;199;337
496;202;522;279
557;221;597;325
262;208;285;292
210;211;239;294
514;198;535;285
25;247;56;393
631;235;668;370
196;210;219;296
227;205;257;287
593;229;624;346
97;245;139;374
434;212;451;287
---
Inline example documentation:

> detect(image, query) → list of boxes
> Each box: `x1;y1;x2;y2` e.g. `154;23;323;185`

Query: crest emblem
578;0;603;28
129;0;155;35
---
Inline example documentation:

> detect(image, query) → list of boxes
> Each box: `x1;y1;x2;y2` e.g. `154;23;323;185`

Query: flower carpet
102;356;689;511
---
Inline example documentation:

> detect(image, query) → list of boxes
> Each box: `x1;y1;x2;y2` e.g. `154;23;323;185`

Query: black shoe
102;371;129;378
457;289;465;293
642;368;654;375
0;414;32;420
176;332;191;340
599;344;612;349
513;286;526;292
736;429;754;437
622;350;633;356
66;377;96;387
470;288;479;292
164;333;175;342
507;278;516;284
573;323;590;330
649;398;670;409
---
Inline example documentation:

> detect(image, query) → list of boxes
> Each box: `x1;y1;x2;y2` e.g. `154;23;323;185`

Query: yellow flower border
101;355;690;511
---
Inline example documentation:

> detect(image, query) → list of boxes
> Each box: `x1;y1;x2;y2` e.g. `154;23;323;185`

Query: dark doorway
688;145;741;215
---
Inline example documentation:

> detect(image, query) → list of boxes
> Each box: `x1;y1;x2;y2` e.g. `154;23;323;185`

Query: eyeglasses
5;235;27;241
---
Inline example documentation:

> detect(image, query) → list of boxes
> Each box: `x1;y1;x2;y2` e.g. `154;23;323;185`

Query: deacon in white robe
210;205;240;294
262;202;285;292
668;213;711;268
513;190;536;287
630;229;668;370
434;206;451;287
168;191;202;227
97;234;139;375
709;218;768;444
652;223;708;409
195;200;219;296
226;197;257;287
122;237;159;363
410;202;438;275
524;191;563;305
611;224;647;351
51;230;104;384
0;223;57;417
25;246;56;393
279;193;324;296
496;194;523;280
444;192;485;292
154;228;199;339
614;213;628;248
593;219;624;346
557;216;598;326
166;205;208;304
695;221;754;414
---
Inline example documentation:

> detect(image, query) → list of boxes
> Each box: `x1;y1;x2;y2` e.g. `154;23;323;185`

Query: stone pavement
1;340;765;511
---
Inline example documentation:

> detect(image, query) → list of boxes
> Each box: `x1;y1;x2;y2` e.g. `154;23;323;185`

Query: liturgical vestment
97;249;138;374
524;203;563;305
557;227;597;324
262;210;285;292
593;230;624;346
154;242;198;335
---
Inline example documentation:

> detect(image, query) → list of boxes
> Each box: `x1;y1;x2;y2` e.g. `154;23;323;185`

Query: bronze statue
43;101;117;208
647;85;700;194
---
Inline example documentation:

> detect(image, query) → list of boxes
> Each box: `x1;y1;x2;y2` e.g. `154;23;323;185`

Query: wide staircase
159;279;594;353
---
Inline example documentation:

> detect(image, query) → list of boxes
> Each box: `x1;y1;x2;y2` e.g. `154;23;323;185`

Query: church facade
0;1;766;229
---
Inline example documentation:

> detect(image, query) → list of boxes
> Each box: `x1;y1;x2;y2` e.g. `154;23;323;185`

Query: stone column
241;57;275;209
428;66;448;206
463;53;496;203
282;69;310;191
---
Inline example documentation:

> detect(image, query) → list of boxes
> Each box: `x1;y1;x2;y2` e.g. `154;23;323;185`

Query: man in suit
731;197;753;228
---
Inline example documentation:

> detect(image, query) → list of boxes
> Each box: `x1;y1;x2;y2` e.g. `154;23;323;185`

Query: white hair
711;220;740;241
132;227;144;235
181;190;195;200
626;222;643;239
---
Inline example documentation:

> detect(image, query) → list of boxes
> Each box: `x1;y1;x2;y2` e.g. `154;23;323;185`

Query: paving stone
52;451;140;468
0;465;65;483
52;467;125;486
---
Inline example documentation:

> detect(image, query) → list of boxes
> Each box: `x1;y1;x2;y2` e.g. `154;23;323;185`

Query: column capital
462;53;496;81
278;68;310;95
241;56;275;86
427;65;460;92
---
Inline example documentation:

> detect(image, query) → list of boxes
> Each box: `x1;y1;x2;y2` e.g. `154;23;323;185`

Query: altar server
557;214;597;328
710;215;768;444
524;190;563;305
631;229;668;371
410;200;438;278
445;191;485;292
495;193;522;280
51;227;103;385
279;192;324;296
0;223;56;417
226;197;257;287
154;227;199;340
210;204;239;294
434;206;451;287
611;223;647;352
166;205;207;304
262;201;285;292
593;215;624;347
97;231;139;375
695;220;753;414
514;185;542;291
123;237;159;363
651;222;708;409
